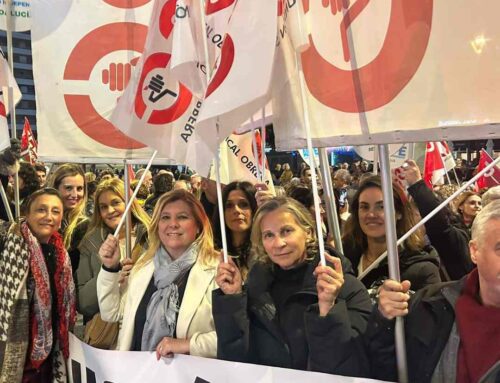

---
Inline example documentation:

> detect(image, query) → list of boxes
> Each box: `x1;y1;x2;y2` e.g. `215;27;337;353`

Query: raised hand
98;234;121;270
314;253;344;316
118;258;134;285
215;254;243;295
377;279;412;320
402;160;423;187
255;182;274;207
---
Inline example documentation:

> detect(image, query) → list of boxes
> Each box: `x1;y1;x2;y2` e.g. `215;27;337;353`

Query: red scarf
22;222;76;368
456;269;500;383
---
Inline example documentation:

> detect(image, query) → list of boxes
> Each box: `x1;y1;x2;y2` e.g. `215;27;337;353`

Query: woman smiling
97;190;218;358
76;178;150;325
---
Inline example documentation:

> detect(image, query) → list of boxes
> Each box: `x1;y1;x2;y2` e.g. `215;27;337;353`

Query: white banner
68;334;384;383
31;0;162;161
0;0;31;32
274;1;500;151
212;130;275;193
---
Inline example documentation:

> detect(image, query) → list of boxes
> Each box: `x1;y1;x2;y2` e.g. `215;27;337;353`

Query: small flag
20;117;37;164
476;149;500;189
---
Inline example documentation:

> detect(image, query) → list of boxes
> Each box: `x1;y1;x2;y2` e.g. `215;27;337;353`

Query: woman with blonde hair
76;178;151;325
49;163;89;272
97;189;219;358
213;197;371;376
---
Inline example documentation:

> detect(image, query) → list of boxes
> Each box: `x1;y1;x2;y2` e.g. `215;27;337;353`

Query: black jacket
407;180;474;280
212;248;372;377
344;242;441;292
365;280;460;382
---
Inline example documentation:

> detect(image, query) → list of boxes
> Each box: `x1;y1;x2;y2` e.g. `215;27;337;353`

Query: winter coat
0;222;70;383
212;248;372;377
364;277;500;382
407;180;474;280
344;242;441;292
76;224;148;322
97;253;218;357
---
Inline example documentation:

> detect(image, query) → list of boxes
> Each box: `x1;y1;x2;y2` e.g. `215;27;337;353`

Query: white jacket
97;256;217;357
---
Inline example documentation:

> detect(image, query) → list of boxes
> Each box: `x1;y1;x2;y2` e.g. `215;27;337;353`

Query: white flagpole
297;58;326;266
114;151;157;237
358;153;500;280
0;182;14;222
200;0;228;263
123;160;132;259
259;106;266;183
5;0;19;220
250;116;262;182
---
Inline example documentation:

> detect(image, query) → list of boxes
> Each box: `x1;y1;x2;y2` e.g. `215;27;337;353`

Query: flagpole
379;144;408;383
373;145;379;175
250;116;262;182
5;0;19;220
318;148;343;253
0;182;14;222
260;106;266;183
200;0;228;263
341;10;408;380
297;57;326;266
114;150;157;237
123;159;132;259
358;153;500;280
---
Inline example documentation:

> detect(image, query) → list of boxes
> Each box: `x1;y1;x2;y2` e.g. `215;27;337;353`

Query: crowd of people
0;143;499;382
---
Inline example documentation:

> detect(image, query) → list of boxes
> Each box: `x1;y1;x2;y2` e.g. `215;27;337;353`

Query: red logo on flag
63;22;148;149
205;0;236;15
206;35;235;98
477;149;500;189
103;0;152;8
21;117;38;164
301;0;433;112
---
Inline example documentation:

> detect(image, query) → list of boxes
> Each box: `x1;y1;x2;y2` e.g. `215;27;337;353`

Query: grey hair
471;199;500;241
482;186;500;207
334;169;351;184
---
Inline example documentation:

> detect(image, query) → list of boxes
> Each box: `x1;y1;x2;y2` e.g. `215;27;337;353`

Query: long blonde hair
84;178;151;246
135;189;216;270
49;163;87;248
250;197;318;264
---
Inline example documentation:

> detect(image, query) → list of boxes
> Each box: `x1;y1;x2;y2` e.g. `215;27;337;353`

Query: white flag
195;0;278;160
111;0;212;175
211;130;275;193
0;50;22;150
273;1;500;151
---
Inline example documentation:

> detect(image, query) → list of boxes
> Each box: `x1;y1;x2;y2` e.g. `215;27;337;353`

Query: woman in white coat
97;189;218;358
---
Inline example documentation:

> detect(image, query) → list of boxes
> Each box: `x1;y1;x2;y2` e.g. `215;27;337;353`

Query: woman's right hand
215;253;243;295
118;258;134;284
99;234;121;270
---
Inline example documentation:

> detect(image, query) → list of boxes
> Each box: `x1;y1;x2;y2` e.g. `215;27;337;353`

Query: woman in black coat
342;175;441;297
212;197;372;377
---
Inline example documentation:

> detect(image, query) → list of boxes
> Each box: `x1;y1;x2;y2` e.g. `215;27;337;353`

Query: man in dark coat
365;200;500;382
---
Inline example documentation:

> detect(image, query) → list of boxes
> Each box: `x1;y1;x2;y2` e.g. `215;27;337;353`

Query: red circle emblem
301;0;433;112
103;0;152;9
63;22;148;149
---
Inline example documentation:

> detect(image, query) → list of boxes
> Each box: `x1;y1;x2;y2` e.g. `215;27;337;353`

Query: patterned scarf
141;242;198;351
21;221;76;368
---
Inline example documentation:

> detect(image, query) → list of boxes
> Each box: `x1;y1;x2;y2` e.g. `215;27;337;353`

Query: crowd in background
0;142;499;382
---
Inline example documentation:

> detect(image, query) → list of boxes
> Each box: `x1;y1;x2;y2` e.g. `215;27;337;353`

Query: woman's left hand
313;253;344;317
155;337;190;360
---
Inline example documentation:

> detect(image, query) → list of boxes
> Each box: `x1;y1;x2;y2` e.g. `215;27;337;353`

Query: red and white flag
0;49;22;151
476;149;500;189
423;142;446;188
438;141;456;171
170;0;236;97
272;1;500;151
111;0;212;175
21;117;37;164
194;0;278;161
211;130;275;193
